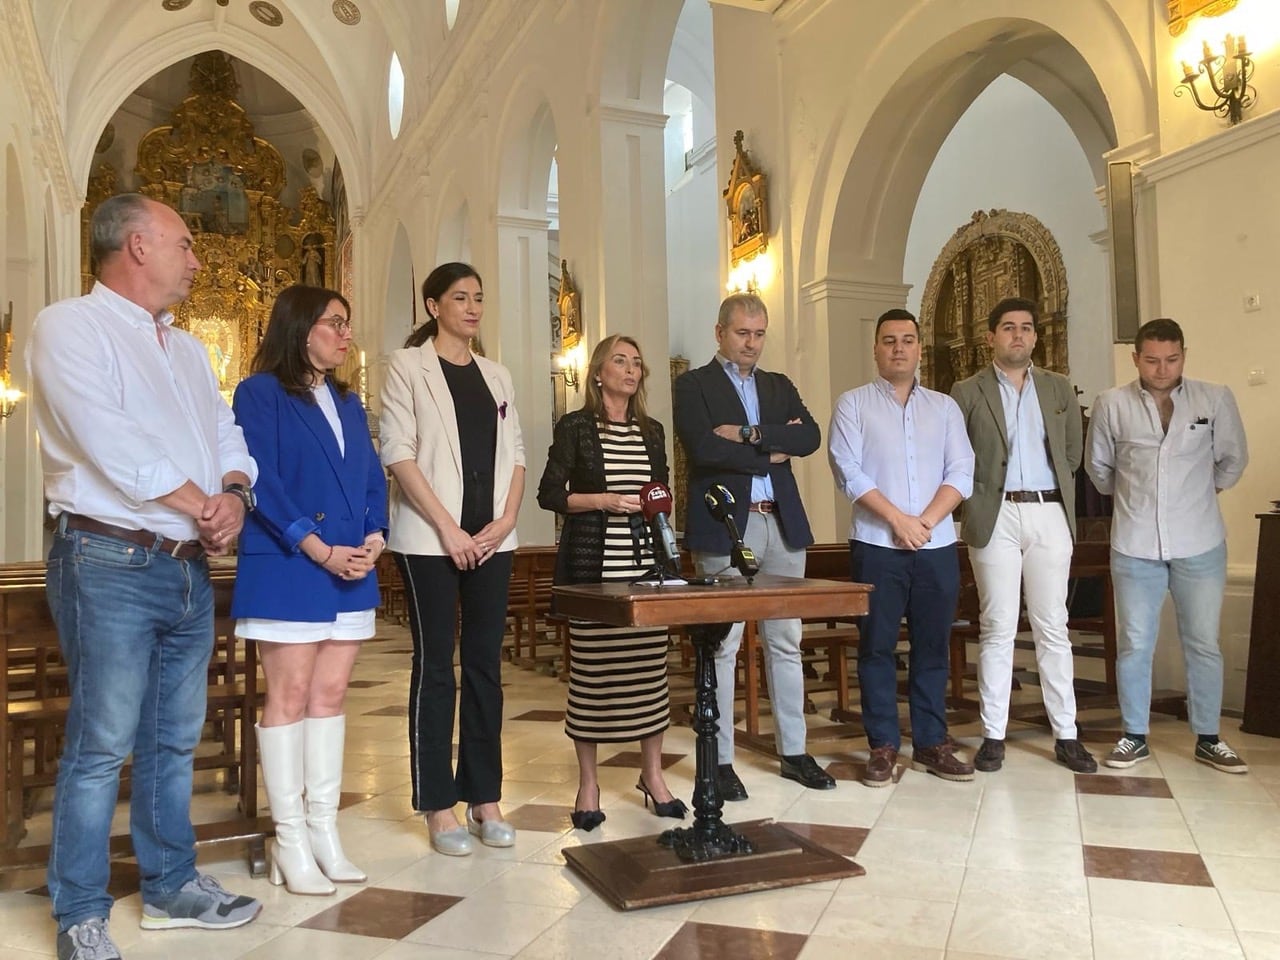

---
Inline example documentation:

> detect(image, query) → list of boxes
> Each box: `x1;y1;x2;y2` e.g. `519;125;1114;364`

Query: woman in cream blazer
379;262;525;857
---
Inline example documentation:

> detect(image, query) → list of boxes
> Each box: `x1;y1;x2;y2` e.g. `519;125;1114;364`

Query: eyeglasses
316;315;353;334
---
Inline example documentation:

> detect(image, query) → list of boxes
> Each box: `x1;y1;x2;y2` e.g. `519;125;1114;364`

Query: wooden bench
1;560;266;874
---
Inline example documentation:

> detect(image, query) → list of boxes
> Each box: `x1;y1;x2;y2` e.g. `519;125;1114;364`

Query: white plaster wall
1139;117;1280;709
902;74;1111;406
664;150;720;365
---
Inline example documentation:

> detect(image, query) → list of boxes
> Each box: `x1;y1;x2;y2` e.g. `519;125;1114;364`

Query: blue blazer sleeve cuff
283;517;319;553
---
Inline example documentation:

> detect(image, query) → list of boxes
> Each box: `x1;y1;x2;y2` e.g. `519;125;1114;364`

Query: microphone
639;481;682;576
704;484;760;578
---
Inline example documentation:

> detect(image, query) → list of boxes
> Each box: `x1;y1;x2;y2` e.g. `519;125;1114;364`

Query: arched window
387;52;405;139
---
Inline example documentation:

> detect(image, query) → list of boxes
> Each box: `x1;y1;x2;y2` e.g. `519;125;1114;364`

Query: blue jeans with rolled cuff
45;518;213;931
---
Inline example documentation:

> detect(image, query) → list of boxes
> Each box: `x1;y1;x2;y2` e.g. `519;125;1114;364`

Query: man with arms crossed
829;309;975;786
1086;318;1248;773
27;194;262;960
673;292;835;798
951;297;1096;774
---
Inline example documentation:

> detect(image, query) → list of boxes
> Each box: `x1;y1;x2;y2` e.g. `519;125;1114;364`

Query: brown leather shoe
911;737;975;782
862;745;899;788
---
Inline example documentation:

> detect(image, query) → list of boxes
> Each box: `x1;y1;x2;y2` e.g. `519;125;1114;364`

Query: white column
800;276;911;542
495;213;554;545
590;104;673;439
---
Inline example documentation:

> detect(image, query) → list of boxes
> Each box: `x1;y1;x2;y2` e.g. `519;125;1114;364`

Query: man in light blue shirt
829;309;975;787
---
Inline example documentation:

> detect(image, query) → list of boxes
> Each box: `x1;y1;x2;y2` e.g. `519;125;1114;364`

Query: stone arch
383;221;415;357
3;145;33;561
590;0;685;109
435;196;472;267
492;76;563;543
64;28;364;214
801;2;1153;286
918;209;1069;393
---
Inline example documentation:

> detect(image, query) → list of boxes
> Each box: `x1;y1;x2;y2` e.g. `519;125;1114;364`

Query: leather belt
64;513;205;560
748;500;776;514
1004;490;1063;504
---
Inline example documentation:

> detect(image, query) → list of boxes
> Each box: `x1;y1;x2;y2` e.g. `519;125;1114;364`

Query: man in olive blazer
951;297;1095;774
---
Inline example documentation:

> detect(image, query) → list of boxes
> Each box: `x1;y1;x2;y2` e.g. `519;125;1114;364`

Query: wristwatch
739;424;758;444
224;483;257;513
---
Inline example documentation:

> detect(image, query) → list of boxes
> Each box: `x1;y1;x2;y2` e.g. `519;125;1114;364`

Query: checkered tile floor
4;623;1280;959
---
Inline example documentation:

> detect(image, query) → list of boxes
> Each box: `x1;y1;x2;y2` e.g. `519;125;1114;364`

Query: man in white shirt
27;194;262;960
828;309;976;787
1086;318;1249;774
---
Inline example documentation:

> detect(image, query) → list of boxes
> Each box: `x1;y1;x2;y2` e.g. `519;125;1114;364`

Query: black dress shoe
780;754;836;790
974;738;1005;773
716;764;748;801
1055;738;1098;773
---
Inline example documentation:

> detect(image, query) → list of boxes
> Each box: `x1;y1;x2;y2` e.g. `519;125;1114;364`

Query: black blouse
440;355;497;532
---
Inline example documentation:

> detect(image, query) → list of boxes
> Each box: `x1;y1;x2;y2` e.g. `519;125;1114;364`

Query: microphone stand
630;516;679;585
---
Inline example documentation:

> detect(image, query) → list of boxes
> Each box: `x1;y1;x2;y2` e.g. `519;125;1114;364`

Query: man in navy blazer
673;292;835;797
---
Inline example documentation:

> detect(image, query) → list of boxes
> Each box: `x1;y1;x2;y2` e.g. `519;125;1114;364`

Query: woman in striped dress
537;335;687;830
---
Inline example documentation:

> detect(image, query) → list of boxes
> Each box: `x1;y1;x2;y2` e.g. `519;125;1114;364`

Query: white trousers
969;500;1078;740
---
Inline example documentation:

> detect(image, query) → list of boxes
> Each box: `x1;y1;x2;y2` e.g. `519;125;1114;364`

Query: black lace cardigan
536;408;669;589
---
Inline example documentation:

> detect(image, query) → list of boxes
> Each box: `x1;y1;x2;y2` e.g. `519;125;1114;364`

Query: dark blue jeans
46;522;213;930
851;541;959;751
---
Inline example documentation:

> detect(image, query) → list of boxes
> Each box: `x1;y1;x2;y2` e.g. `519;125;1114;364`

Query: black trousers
395;550;513;811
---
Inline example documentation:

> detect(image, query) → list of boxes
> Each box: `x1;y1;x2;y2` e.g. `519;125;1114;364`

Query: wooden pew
1;560;266;873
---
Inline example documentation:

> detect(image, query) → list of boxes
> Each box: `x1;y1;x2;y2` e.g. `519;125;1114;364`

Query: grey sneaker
1104;736;1151;768
1195;739;1249;774
139;874;261;930
57;918;121;960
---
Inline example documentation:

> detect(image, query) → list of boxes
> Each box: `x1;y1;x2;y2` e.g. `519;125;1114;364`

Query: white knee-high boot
257;721;336;895
304;715;366;883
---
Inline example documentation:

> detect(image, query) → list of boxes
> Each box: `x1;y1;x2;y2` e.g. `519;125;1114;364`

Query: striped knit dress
564;420;672;743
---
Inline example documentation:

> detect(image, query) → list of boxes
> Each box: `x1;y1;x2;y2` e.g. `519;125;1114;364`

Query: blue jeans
851;541;959;751
1111;542;1227;736
46;522;213;931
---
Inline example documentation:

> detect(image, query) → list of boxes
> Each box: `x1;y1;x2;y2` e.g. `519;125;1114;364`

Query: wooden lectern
552;574;872;909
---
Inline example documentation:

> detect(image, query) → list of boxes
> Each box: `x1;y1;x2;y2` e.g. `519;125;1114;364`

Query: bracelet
322;545;334;564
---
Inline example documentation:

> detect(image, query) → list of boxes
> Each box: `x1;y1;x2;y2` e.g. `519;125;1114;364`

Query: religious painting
556;259;581;350
723;130;769;265
178;161;250;235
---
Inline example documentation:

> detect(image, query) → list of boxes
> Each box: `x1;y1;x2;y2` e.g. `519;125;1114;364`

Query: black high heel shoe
571;787;606;832
635;778;688;819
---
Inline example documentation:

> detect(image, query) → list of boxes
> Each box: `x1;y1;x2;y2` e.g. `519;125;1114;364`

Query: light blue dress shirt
995;364;1059;493
828;377;975;549
718;353;775;503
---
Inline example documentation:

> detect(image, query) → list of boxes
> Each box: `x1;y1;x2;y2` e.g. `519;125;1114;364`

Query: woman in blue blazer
232;285;388;896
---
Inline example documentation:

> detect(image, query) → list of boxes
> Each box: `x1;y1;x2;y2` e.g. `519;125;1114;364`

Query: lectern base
562;819;863;910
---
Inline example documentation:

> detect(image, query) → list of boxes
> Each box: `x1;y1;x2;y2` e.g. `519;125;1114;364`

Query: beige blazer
950;365;1081;549
379;339;525;556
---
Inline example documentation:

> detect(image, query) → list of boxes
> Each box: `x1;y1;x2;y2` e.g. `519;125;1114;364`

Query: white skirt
236;609;377;644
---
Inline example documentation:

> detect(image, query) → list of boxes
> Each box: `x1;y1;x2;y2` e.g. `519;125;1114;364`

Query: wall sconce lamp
555;342;585;392
726;251;773;295
1177;32;1256;124
0;300;22;420
0;384;22;420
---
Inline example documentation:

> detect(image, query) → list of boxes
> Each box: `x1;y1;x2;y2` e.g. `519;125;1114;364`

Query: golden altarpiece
82;52;343;400
918;209;1069;395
